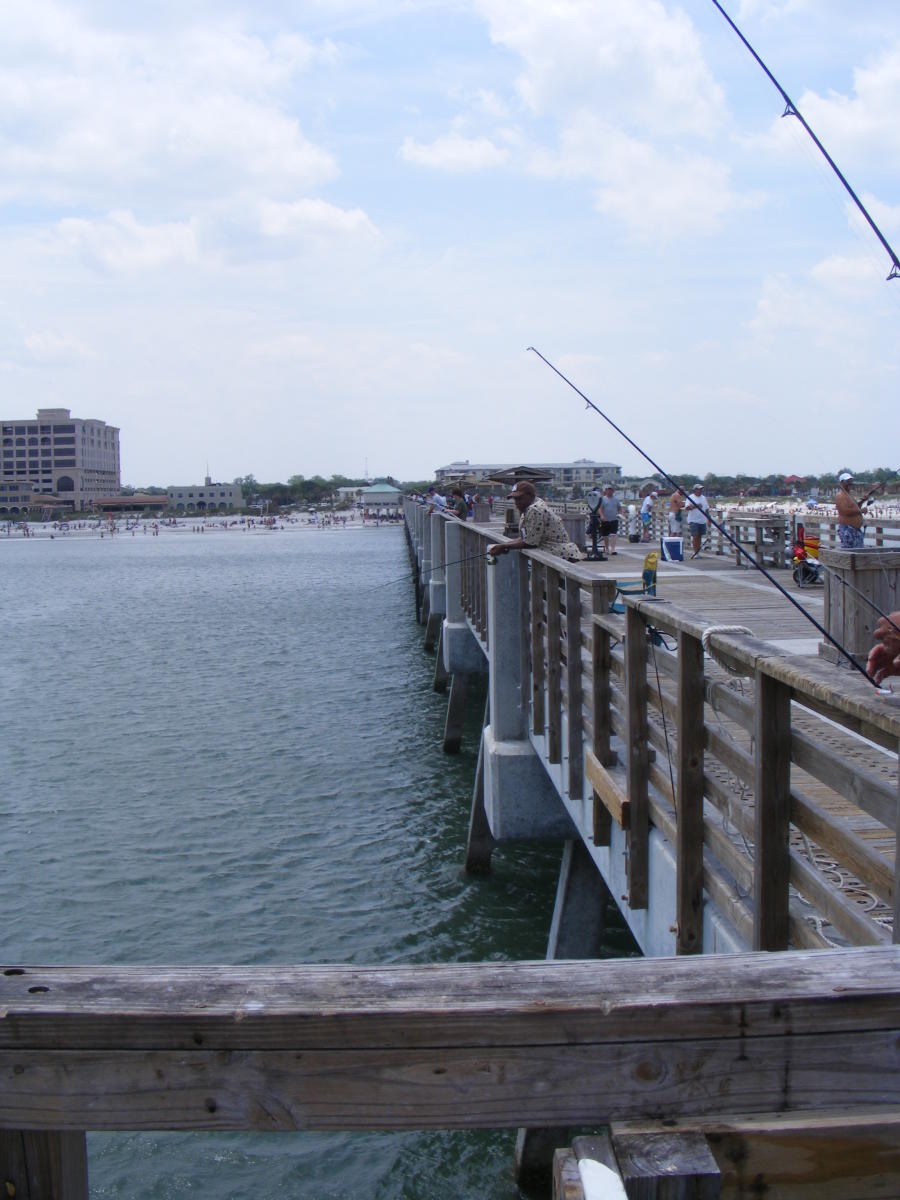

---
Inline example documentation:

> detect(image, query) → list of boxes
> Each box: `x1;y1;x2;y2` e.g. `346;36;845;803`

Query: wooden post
591;582;615;768
625;605;649;910
754;669;792;950
552;1148;585;1200
676;631;705;954
609;1129;721;1198
894;737;900;946
531;561;546;738
0;1130;89;1200
547;567;562;764
565;576;584;801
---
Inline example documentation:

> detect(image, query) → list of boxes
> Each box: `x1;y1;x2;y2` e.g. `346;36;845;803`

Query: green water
3;525;580;1198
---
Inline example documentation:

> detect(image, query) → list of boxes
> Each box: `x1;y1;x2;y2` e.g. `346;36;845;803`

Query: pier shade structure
3;499;900;1199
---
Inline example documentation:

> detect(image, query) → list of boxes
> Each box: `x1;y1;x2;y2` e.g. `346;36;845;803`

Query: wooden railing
522;557;900;952
3;948;900;1196
641;503;900;557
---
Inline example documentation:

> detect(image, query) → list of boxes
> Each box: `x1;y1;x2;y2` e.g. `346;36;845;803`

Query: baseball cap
838;471;853;482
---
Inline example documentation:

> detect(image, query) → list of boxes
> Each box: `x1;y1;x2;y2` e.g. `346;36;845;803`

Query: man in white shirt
685;483;710;559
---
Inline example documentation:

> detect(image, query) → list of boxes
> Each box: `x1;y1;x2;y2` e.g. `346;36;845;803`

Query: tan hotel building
0;408;120;513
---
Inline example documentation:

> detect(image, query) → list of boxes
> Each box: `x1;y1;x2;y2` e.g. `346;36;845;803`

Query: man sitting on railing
487;480;585;562
867;611;900;683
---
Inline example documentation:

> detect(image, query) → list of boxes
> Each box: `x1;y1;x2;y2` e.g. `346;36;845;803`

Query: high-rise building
0;408;120;512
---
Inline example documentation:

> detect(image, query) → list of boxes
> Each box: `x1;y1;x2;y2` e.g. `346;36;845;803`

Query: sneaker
611;550;618;555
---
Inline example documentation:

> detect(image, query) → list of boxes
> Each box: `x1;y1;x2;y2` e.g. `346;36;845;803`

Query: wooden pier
404;497;900;1195
2;501;900;1199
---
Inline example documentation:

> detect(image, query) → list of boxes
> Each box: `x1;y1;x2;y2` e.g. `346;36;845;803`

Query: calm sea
2;524;580;1199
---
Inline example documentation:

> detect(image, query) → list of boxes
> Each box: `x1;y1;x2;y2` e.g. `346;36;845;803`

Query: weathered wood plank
754;671;792;951
591;583;617;770
585;750;631;830
4;1031;896;1131
616;1110;900;1200
610;1129;721;1199
547;567;562;764
676;631;705;956
0;1130;88;1200
553;1147;586;1200
566;577;585;801
625;606;650;909
532;562;546;737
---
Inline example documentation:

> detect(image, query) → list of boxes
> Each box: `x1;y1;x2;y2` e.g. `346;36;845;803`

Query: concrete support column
482;553;576;841
425;516;446;652
443;521;484;675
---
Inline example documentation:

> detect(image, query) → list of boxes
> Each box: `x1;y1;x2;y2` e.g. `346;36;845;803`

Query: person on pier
867;611;900;683
834;471;866;549
448;487;468;520
598;484;621;556
487;481;584;562
685;483;710;559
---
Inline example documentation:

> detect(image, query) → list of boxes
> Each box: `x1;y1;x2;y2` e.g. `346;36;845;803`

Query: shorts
838;524;865;549
600;520;618;536
687;520;707;536
640;512;651;526
668;512;682;535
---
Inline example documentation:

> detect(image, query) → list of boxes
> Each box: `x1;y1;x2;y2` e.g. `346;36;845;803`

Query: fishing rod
527;345;887;691
376;550;493;591
708;0;900;282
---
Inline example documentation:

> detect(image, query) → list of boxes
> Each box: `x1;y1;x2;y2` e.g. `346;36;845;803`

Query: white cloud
531;117;743;240
0;0;338;206
400;132;509;171
23;331;97;365
258;198;380;244
56;210;198;272
475;0;725;138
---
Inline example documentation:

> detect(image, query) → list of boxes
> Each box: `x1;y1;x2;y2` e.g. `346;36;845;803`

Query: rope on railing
701;625;756;675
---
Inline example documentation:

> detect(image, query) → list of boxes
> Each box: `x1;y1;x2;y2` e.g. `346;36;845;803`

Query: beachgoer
685;483;710;558
668;490;685;537
867;611;900;683
835;472;865;549
487;481;584;562
448;487;468;520
640;491;658;542
599;485;621;556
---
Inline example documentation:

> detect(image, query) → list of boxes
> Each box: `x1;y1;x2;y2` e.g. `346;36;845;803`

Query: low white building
166;477;243;512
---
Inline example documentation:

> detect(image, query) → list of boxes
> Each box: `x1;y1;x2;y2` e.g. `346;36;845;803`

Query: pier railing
3;947;900;1197
521;550;899;952
409;506;900;953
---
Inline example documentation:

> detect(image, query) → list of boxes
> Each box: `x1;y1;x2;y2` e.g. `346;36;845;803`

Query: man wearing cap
487;481;584;562
685;483;710;559
598;484;621;556
835;472;866;549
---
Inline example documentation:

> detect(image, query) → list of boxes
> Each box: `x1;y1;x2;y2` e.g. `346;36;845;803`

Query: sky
1;0;898;487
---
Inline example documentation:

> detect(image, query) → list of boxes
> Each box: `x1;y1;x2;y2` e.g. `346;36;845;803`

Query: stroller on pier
792;522;822;587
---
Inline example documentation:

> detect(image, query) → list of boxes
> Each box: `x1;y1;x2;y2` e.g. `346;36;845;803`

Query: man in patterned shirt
488;481;584;562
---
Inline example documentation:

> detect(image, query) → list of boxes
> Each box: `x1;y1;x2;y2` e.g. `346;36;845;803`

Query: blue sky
1;0;898;485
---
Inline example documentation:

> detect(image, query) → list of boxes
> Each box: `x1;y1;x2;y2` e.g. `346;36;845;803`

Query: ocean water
2;524;570;1199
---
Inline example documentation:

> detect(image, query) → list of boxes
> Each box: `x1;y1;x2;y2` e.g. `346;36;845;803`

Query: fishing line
708;0;900;282
376;550;492;591
527;345;885;691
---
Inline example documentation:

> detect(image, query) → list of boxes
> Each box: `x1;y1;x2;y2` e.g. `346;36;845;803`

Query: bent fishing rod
709;0;900;282
527;345;886;691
